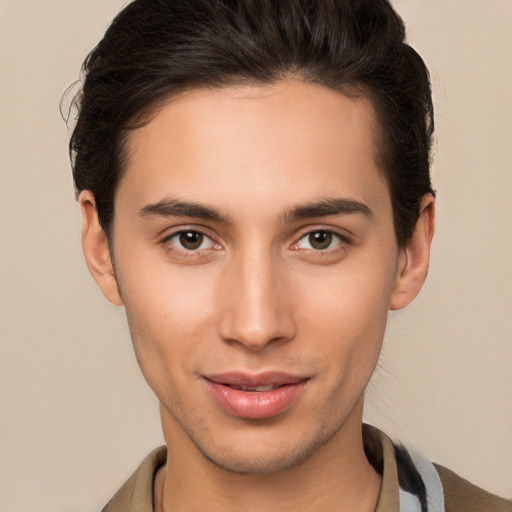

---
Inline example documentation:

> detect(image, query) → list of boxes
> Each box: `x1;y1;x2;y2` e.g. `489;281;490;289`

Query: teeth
229;384;278;392
251;385;276;392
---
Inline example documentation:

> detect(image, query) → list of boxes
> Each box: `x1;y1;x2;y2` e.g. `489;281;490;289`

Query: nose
218;251;296;351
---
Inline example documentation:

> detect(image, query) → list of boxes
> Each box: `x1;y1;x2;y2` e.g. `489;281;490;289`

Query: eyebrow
139;196;373;224
283;197;373;223
139;198;231;224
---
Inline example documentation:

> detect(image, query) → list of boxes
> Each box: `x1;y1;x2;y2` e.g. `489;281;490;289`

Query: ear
390;194;435;311
79;191;124;306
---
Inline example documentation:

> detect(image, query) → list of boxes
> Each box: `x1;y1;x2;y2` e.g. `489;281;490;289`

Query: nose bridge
219;243;294;350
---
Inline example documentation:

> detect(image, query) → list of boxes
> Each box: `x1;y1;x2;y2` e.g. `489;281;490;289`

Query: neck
155;400;380;512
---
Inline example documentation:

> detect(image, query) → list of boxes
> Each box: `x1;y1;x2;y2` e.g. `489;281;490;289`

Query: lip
203;372;310;420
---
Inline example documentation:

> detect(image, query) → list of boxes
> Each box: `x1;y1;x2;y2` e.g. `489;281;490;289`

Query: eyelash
161;229;220;258
159;227;352;258
292;229;351;253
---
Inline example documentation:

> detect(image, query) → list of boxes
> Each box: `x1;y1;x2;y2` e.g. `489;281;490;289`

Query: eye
167;230;216;251
294;230;344;251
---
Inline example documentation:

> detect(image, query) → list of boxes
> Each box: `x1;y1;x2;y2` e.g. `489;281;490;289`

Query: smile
203;372;311;419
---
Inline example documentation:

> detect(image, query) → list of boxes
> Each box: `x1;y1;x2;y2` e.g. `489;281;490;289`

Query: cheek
300;258;395;338
118;244;217;326
295;253;396;380
115;255;219;386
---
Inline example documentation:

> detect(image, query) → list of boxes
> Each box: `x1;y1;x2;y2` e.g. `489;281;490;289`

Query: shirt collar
102;425;401;511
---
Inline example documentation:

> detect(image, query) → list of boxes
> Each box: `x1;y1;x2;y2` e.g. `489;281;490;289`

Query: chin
198;443;316;475
189;421;340;475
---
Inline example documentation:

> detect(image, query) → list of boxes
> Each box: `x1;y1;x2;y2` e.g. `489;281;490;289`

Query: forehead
118;81;389;218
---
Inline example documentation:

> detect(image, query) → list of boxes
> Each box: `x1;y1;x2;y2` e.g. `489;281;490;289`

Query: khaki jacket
102;426;511;511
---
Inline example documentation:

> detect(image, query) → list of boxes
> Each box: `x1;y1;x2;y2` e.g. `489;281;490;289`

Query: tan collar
366;425;400;512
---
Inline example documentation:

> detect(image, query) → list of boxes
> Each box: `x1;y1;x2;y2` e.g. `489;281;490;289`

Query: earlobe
79;191;124;306
390;194;435;311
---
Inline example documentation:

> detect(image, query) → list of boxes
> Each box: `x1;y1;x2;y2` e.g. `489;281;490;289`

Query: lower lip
205;379;310;419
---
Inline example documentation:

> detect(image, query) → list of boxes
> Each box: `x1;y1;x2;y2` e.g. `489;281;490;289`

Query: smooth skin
80;81;434;511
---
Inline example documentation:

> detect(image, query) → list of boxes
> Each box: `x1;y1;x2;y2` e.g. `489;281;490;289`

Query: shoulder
101;446;167;512
366;424;512;512
435;464;512;512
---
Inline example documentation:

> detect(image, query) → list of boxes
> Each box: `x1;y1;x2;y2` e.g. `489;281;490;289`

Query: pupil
180;231;203;250
309;231;332;250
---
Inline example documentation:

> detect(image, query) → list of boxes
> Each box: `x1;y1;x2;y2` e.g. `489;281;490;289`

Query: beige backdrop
0;1;511;510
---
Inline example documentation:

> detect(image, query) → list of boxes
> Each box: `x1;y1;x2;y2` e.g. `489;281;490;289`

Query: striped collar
366;425;445;512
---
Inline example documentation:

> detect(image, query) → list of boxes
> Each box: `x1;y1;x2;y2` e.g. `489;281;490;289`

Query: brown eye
164;229;219;257
308;231;333;250
178;231;205;250
293;230;345;252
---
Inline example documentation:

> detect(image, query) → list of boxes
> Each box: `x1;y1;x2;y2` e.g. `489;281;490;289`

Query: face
84;81;428;474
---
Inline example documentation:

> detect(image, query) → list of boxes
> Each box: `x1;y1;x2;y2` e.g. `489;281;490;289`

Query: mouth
203;372;311;419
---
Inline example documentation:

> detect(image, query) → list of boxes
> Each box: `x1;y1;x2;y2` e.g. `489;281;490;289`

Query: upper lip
204;371;309;387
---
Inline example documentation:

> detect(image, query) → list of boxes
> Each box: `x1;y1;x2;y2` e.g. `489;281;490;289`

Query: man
69;0;511;510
